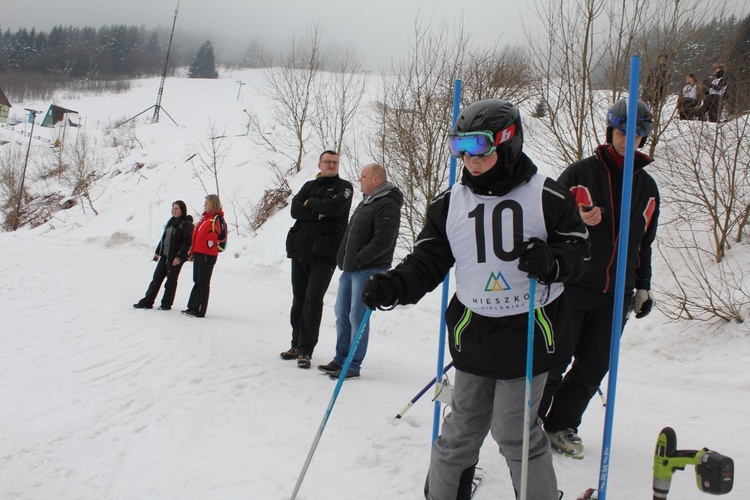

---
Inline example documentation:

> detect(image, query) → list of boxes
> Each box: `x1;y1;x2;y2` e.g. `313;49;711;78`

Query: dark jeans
290;259;335;356
187;253;217;317
139;256;184;308
539;285;632;432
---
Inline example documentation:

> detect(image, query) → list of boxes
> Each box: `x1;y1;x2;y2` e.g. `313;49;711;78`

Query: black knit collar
460;153;538;196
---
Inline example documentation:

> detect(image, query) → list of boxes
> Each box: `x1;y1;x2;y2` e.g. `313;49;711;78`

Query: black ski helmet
454;99;524;171
606;97;654;148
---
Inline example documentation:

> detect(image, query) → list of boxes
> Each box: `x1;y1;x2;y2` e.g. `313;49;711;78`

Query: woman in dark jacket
134;200;194;310
182;194;227;318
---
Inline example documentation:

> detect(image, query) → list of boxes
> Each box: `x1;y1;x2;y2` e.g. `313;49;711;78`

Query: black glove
362;272;402;310
517;237;558;283
632;289;653;318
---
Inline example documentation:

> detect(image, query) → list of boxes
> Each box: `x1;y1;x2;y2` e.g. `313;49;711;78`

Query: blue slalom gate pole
520;279;537;500
433;79;462;445
596;56;641;500
291;309;373;500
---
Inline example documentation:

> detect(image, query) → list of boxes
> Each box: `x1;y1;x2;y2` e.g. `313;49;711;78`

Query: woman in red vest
183;194;227;318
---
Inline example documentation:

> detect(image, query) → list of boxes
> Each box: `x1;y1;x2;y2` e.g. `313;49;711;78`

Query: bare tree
651;114;750;325
634;0;721;157
106;120;143;162
528;0;728;167
254;22;327;173
61;134;101;215
371;17;469;245
38;130;69;181
599;0;647;101
655;231;748;325
656;117;750;263
191;120;228;197
528;0;610;169
0;142;26;230
310;50;369;157
461;44;534;107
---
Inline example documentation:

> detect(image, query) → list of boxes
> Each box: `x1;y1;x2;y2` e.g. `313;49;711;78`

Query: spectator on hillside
677;73;702;120
281;151;353;369
701;63;728;122
317;163;402;380
642;53;670;109
134;200;193;310
182;194;227;318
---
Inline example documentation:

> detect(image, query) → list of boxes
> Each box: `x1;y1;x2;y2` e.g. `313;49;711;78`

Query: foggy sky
4;0;749;70
3;0;539;69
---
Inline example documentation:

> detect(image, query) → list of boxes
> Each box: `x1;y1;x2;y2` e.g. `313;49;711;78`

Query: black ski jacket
155;215;194;262
336;182;403;272
286;174;353;265
383;153;590;379
557;144;659;292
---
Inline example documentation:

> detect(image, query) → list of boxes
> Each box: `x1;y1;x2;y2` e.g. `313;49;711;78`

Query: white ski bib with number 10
446;173;563;317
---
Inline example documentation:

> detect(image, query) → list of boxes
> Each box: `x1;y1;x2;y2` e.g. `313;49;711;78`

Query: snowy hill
0;69;747;499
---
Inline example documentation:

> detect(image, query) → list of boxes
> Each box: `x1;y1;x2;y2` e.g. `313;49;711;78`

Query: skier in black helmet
362;99;589;499
539;97;660;459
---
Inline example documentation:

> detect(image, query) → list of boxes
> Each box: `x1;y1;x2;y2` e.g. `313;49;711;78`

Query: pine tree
531;100;547;118
188;40;218;79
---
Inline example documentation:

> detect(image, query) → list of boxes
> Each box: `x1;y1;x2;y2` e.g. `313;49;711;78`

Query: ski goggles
447;125;516;158
607;111;654;137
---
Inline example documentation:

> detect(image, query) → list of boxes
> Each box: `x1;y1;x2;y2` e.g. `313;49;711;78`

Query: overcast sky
4;0;749;69
3;0;541;69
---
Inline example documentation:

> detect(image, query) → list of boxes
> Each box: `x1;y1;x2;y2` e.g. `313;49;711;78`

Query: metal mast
153;0;180;123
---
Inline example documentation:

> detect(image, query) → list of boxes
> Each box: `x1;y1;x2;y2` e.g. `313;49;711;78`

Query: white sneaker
547;428;584;458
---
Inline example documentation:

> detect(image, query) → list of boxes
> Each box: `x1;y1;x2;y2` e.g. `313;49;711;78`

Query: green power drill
653;427;734;499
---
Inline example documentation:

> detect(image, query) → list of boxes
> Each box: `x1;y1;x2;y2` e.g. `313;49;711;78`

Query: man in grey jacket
317;163;403;379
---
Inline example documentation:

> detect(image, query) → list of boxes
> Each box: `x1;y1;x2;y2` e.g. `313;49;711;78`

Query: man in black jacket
701;63;728;122
642;53;670;109
362;100;589;500
281;151;353;369
539;98;660;459
317;163;402;380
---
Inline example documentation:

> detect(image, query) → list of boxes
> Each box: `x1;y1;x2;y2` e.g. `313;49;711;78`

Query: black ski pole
395;361;454;419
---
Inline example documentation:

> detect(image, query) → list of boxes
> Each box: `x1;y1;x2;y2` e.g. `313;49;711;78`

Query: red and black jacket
557;144;659;292
190;210;227;257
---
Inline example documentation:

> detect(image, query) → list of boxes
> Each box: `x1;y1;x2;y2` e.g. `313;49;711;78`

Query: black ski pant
289;258;335;357
538;285;632;433
677;98;700;120
187;253;217;317
139;256;184;308
703;94;723;122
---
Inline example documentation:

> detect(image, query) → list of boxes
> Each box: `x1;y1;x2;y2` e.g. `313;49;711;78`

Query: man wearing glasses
282;150;353;369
